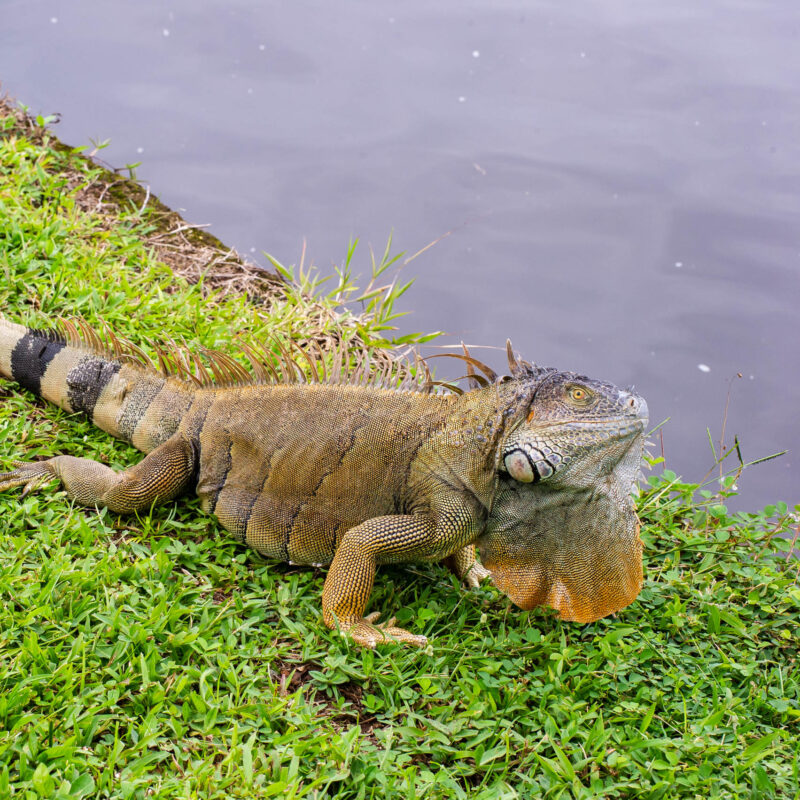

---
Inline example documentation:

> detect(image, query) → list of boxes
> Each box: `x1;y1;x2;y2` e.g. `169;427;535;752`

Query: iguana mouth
536;418;647;437
572;419;646;433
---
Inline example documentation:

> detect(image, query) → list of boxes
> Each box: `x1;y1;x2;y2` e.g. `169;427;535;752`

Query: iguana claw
344;612;428;648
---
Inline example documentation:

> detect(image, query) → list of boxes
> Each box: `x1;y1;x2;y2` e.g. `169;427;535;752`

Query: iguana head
478;364;648;623
499;367;647;488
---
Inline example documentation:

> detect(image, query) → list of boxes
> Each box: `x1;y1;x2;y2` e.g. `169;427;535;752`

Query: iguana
0;315;648;647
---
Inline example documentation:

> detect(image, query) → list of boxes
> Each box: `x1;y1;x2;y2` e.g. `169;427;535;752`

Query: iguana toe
345;613;428;648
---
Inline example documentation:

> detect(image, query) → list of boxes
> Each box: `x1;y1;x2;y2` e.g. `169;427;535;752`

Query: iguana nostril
620;393;648;422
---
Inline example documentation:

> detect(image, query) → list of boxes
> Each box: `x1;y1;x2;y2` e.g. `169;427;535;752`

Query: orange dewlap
483;522;643;622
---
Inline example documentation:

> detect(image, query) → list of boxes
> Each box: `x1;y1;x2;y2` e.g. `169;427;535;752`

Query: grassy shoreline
0;99;798;799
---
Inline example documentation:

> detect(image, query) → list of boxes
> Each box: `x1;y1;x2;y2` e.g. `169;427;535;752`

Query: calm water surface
2;1;798;509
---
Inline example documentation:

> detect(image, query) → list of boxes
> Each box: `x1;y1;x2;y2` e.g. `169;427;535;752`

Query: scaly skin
0;316;648;647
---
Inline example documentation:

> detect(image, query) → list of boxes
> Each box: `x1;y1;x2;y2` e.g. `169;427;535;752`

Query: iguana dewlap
0;316;648;647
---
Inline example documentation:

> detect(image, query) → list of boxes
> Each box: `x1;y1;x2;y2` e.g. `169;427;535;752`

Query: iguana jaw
537;418;647;436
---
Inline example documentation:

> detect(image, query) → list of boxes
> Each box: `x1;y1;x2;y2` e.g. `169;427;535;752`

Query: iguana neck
409;381;533;514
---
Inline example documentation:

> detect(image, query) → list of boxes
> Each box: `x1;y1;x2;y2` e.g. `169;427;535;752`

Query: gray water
2;1;798;510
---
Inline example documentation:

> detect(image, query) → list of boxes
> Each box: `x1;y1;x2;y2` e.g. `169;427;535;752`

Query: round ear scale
504;450;535;483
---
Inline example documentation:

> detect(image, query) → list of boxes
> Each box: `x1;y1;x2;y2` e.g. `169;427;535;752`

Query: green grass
1;106;798;799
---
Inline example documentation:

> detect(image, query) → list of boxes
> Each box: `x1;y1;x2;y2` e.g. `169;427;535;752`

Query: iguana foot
342;612;428;648
443;544;493;589
0;460;58;495
462;562;492;589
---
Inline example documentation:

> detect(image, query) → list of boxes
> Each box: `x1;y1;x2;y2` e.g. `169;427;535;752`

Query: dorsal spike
102;322;126;361
255;342;276;382
78;319;99;351
310;340;327;383
348;347;363;384
203;351;229;384
416;353;434;394
286;347;308;383
371;359;383;387
506;339;522;376
291;340;320;383
271;340;293;383
290;355;307;383
58;317;80;347
378;358;393;387
280;339;309;383
426;380;464;395
397;355;412;391
75;318;95;350
261;351;281;383
162;338;187;378
398;360;413;392
173;343;203;386
126;340;156;371
191;351;214;386
154;346;173;378
210;351;251;384
238;341;269;383
55;316;156;372
245;340;281;383
455;372;489;389
462;342;483;391
330;341;345;384
354;350;371;385
46;314;530;394
202;350;232;384
426;352;498;384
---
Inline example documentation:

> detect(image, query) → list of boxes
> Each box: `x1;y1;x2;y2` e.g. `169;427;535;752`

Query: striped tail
0;317;195;454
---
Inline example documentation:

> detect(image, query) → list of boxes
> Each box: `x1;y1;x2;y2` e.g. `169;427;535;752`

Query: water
2;0;798;509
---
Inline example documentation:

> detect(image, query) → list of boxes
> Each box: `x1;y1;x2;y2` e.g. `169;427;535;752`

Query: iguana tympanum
0;315;648;647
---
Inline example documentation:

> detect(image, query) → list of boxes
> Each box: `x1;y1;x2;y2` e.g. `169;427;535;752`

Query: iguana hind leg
0;434;195;513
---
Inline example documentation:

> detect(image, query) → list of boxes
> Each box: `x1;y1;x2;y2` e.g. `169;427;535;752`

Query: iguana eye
567;385;591;403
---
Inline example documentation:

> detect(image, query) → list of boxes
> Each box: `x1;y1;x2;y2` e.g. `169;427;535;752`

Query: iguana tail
0;316;195;454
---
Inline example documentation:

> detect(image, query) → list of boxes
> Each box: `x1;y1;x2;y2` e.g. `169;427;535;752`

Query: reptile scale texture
0;315;649;647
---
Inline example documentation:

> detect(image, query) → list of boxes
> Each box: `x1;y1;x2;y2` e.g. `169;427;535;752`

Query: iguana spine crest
51;316;519;394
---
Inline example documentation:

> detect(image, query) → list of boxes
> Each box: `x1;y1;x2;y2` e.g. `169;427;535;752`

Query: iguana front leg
324;512;478;648
0;434;195;513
